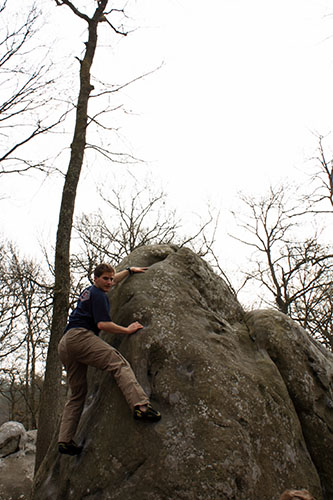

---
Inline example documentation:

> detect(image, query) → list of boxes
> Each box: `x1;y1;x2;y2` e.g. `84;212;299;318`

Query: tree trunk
30;341;37;429
35;2;106;471
25;332;31;429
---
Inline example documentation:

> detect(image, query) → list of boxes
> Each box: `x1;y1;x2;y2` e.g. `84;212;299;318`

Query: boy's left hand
131;267;148;273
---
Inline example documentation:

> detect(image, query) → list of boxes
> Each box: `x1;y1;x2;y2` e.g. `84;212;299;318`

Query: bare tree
72;178;225;288
232;186;300;312
74;183;181;269
9;247;52;428
291;267;333;349
315;135;333;208
0;241;52;428
0;1;66;175
232;185;333;348
0;368;23;422
0;367;44;426
303;134;333;213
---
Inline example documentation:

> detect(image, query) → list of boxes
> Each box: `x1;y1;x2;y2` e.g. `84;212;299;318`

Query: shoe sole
133;409;161;422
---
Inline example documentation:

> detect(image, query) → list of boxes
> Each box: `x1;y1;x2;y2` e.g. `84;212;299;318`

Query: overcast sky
128;0;333;198
2;0;333;279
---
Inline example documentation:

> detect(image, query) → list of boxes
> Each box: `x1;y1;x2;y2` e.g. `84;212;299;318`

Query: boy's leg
64;328;149;410
58;333;88;444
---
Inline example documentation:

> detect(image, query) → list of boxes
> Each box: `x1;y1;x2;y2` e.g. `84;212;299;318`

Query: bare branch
91;65;163;98
53;0;91;23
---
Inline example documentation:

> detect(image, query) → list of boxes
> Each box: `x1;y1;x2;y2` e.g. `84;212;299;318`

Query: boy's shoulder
80;286;92;302
90;285;108;300
79;285;102;302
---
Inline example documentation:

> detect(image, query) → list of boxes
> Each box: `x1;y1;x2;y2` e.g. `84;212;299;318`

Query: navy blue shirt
64;285;111;335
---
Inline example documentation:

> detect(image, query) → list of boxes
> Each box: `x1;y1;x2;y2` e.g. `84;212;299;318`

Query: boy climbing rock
58;263;161;456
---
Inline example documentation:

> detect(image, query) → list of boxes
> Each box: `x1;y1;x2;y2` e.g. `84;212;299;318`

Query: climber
57;263;161;456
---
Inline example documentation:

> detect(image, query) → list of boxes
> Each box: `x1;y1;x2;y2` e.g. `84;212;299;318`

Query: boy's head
93;263;115;278
93;263;115;292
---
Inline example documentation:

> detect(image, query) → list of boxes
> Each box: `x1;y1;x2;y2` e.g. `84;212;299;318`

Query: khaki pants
58;328;149;443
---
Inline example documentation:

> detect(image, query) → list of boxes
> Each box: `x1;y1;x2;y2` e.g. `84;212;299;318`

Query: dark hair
93;263;115;277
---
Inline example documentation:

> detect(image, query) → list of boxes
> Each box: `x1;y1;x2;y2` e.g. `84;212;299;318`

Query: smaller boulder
0;421;27;458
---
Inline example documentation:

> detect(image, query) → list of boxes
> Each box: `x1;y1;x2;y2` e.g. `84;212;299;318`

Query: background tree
232;184;333;348
0;368;44;425
71;176;224;290
0;241;52;428
306;134;333;211
0;0;66;175
73;181;182;272
0;367;24;423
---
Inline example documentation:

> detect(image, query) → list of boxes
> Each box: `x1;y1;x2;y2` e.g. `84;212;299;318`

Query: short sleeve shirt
64;285;111;335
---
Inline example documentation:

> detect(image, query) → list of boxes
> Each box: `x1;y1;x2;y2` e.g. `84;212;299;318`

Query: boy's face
94;272;115;292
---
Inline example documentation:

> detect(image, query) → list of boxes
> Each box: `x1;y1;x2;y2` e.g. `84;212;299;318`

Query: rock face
32;245;333;500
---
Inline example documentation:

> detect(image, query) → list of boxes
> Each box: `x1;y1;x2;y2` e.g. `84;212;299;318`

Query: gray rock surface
0;421;27;458
0;422;36;500
32;245;333;500
0;452;34;500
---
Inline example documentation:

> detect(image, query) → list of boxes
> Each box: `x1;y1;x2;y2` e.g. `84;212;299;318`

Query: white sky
2;0;333;287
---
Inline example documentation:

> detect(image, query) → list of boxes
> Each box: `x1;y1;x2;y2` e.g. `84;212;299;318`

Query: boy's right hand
127;321;144;334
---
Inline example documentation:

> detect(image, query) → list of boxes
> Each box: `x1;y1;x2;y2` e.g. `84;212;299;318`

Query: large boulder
32;245;333;500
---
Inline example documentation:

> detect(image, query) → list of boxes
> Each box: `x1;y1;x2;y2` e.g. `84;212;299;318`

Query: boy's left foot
134;403;161;422
58;440;83;456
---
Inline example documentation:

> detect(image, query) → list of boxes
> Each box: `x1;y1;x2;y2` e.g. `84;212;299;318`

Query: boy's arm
113;266;148;285
97;320;144;335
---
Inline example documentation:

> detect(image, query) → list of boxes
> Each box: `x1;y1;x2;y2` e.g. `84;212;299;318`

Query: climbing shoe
58;440;83;456
134;403;161;422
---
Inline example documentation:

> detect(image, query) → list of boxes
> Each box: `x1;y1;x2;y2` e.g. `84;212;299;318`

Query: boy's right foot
134;403;161;422
58;440;83;456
